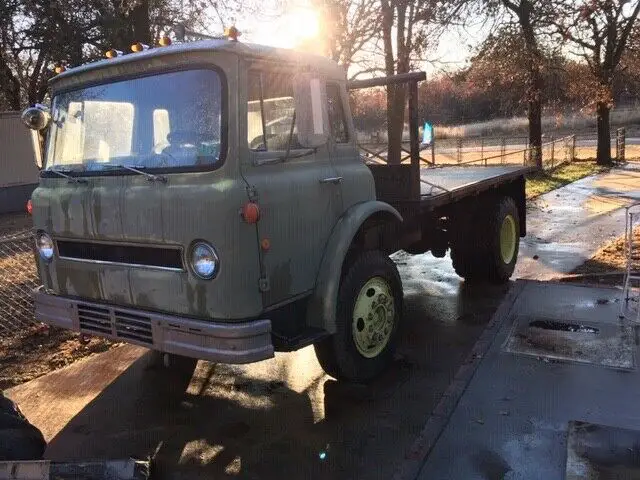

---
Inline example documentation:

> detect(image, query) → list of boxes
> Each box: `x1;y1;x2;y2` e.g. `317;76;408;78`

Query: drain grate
503;315;635;370
529;320;599;334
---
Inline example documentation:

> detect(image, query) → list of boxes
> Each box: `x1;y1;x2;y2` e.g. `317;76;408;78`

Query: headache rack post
349;72;427;204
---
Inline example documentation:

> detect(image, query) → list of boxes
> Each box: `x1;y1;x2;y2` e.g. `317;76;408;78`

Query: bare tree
379;0;446;164
554;0;640;165
312;0;382;74
499;0;551;168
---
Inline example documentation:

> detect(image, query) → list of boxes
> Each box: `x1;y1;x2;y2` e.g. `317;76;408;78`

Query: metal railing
0;230;39;337
358;127;629;169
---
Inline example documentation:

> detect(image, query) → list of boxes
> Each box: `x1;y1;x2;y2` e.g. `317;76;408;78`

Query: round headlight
190;242;218;279
36;232;54;262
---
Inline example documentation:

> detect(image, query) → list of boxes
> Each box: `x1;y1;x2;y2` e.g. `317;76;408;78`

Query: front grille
77;303;153;345
115;311;152;344
78;304;112;335
57;240;183;270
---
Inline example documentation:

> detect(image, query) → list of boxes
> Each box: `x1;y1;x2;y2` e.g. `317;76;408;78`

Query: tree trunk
528;98;542;168
386;86;406;164
596;101;612;165
527;67;543;168
130;0;151;45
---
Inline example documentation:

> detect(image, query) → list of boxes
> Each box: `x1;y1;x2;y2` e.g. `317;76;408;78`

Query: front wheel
314;250;403;382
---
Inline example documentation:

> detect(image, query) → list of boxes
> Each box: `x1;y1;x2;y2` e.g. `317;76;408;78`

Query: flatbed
418;165;532;207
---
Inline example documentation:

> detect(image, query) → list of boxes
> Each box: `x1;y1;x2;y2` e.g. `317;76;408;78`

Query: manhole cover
502;315;635;370
566;421;640;479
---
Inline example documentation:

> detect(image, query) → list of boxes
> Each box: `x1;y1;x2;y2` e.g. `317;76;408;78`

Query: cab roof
49;39;347;87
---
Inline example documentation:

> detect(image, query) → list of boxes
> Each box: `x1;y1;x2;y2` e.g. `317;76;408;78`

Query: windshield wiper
110;164;167;183
46;168;87;184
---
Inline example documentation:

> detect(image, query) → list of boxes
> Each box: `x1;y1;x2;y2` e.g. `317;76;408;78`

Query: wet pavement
6;164;640;479
415;281;640;480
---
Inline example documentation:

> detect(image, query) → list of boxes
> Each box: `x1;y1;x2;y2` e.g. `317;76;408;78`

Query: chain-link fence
0;230;39;337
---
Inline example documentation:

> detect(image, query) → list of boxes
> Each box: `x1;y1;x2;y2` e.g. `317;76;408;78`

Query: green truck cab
23;38;528;382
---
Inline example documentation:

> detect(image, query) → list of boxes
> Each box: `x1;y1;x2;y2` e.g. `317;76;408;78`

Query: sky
207;1;489;79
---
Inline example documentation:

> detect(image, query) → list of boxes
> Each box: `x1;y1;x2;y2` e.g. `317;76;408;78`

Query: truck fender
306;201;402;334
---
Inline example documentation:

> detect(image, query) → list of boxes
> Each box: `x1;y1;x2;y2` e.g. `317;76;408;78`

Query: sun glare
251;8;320;49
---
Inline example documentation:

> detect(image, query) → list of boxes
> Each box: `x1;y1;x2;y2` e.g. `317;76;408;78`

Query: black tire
314;250;403;382
451;195;520;284
0;393;46;461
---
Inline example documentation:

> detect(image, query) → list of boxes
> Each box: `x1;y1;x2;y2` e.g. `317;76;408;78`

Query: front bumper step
33;287;274;364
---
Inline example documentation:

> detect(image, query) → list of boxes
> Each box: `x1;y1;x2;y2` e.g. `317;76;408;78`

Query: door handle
320;177;343;185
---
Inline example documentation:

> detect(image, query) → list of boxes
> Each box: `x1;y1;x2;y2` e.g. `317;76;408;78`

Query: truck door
241;69;343;307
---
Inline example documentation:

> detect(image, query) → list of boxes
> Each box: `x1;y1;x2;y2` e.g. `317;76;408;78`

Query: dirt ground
557;226;640;286
0;326;115;390
0;212;32;237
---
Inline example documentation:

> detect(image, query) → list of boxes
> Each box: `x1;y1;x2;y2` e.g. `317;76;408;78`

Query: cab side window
248;71;300;151
327;83;348;143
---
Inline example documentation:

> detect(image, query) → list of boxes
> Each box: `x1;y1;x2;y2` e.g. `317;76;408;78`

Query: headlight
190;242;218;279
36;232;54;262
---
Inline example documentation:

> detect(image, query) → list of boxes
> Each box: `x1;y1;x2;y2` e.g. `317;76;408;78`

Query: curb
392;280;526;480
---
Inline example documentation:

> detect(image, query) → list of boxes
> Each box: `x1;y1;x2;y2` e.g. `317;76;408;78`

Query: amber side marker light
105;49;123;58
54;65;66;74
131;42;150;53
158;36;172;47
26;199;33;215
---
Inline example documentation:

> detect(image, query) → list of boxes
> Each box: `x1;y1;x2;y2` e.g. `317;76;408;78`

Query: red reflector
26;199;33;215
241;202;260;224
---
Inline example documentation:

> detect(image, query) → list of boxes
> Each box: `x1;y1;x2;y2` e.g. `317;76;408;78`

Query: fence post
501;138;506;163
481;138;485;165
457;138;462;163
523;139;528;165
550;135;555;168
431;127;436;165
616;127;626;162
571;135;576;162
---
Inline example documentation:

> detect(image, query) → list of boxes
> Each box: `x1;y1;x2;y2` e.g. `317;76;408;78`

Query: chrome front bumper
33;287;274;364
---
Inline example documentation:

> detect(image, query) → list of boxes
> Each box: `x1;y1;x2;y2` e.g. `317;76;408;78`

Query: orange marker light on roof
130;42;149;53
105;49;123;58
241;202;260;224
26;199;33;215
224;26;241;42
158;36;171;47
54;65;66;74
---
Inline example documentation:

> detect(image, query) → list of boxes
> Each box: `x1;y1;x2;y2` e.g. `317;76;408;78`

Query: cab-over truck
23;37;530;382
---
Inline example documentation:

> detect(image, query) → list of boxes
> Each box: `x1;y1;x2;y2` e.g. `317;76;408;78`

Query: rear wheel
314;250;403;382
451;195;520;283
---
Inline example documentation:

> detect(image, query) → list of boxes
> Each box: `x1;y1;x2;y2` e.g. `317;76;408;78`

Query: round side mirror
21;105;51;131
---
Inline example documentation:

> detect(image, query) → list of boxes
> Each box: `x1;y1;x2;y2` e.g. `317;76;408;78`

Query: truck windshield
45;69;224;173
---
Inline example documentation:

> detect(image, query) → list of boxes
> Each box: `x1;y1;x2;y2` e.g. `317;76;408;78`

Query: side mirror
22;105;49;170
21;104;51;131
294;73;329;148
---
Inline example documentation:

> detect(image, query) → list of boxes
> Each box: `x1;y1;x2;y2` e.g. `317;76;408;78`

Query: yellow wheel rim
352;277;395;358
500;214;517;264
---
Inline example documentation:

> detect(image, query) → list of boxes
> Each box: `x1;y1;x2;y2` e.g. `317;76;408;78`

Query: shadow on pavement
42;279;511;479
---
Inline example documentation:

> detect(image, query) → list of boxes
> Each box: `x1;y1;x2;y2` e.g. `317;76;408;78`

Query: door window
327;84;349;143
248;71;301;151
